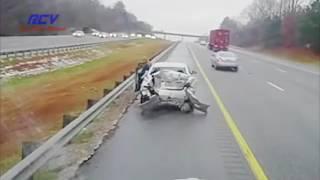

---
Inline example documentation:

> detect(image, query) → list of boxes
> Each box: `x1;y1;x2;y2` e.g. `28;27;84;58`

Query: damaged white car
135;62;209;114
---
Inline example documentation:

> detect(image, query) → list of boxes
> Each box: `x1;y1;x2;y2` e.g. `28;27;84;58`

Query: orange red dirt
0;40;170;171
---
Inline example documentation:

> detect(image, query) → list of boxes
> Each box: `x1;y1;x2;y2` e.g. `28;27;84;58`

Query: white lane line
276;68;287;73
267;81;285;92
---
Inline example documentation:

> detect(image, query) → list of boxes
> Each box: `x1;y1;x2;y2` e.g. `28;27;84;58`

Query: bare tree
281;0;302;15
243;0;279;21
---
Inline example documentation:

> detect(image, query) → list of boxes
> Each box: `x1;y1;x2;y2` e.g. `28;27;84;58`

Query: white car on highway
109;33;117;37
145;34;152;38
200;40;207;46
91;31;99;36
72;30;85;37
136;62;209;113
99;32;109;38
121;33;129;38
211;51;238;72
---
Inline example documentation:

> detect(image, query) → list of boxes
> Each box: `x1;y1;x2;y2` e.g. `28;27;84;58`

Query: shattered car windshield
151;66;187;74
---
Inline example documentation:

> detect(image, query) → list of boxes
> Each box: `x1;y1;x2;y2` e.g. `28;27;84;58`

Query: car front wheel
232;67;238;72
140;94;150;103
180;102;193;113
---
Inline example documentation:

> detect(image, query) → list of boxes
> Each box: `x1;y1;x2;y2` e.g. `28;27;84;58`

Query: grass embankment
262;47;320;66
0;39;171;174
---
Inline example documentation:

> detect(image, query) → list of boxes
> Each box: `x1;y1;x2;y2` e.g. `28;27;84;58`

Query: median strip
188;45;268;180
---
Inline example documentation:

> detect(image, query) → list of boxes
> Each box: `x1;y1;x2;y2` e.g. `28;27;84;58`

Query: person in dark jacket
135;63;150;91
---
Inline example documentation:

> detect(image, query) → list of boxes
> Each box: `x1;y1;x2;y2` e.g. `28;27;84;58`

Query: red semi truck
208;29;230;52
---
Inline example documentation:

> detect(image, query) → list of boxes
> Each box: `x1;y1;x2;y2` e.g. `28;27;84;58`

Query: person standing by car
135;62;150;91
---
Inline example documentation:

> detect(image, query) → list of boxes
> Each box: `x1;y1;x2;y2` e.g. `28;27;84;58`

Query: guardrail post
54;48;59;55
23;51;31;59
8;52;16;60
58;48;63;54
22;141;41;159
87;99;98;109
48;49;54;55
62;114;77;128
37;50;42;57
103;89;112;96
16;52;23;60
31;51;37;58
0;53;8;59
43;50;49;56
115;80;122;87
123;75;129;81
21;141;41;180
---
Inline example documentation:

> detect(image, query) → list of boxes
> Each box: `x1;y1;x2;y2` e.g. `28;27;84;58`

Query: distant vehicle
145;34;152;38
208;29;230;52
130;33;136;37
91;31;99;36
199;40;207;46
151;36;157;39
136;34;143;38
121;34;129;38
211;51;238;72
72;30;85;37
99;32;109;38
91;28;98;33
109;33;117;38
83;27;97;33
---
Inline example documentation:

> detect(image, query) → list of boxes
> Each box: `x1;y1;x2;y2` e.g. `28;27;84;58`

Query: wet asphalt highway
78;42;319;180
0;35;128;53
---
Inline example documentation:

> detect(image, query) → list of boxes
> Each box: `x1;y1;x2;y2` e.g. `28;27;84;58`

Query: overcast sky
101;0;253;35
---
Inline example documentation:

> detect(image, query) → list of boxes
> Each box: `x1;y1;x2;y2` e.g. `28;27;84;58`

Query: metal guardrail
0;38;134;58
0;42;178;180
0;43;94;57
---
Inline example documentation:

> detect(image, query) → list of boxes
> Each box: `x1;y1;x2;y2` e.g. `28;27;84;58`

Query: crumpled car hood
140;69;209;113
152;70;196;90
